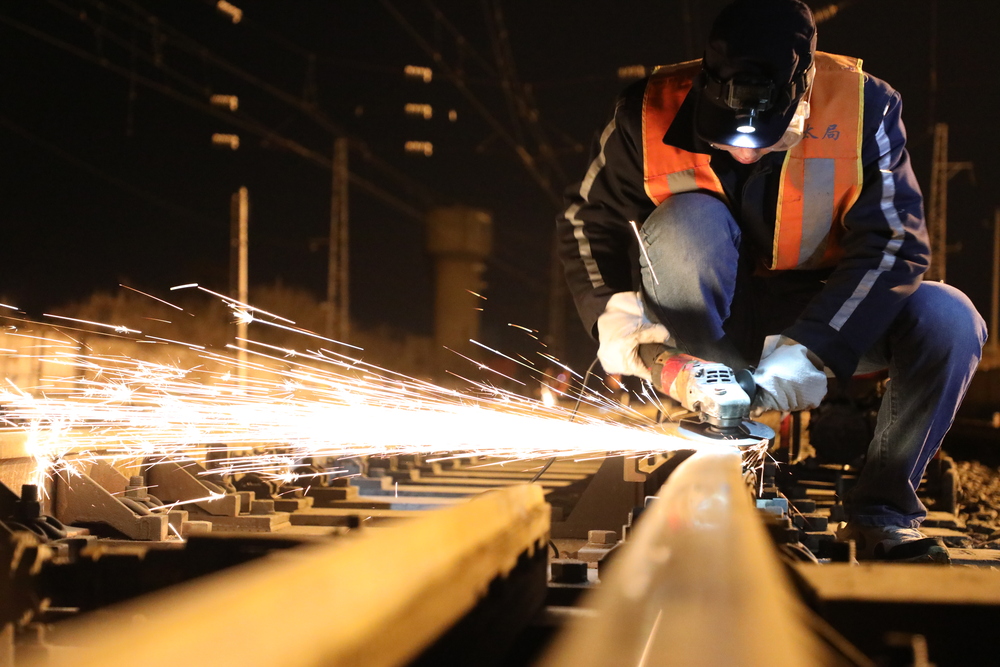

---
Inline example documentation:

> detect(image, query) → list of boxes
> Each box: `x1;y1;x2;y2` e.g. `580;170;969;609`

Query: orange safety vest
641;52;865;271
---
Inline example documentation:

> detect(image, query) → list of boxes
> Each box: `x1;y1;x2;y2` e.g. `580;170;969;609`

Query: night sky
2;0;998;371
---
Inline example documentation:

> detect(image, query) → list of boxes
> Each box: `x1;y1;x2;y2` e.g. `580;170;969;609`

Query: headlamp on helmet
696;61;813;148
703;73;777;135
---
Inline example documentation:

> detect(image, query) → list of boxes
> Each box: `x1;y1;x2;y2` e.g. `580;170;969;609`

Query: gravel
956;460;1000;547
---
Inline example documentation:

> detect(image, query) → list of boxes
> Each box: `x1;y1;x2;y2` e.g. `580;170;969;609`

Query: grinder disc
674;419;775;448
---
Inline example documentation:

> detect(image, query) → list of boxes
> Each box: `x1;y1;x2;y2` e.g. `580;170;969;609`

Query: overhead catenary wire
108;0;436;208
380;0;563;208
481;0;567;186
423;0;574;178
477;0;572;357
0;9;425;222
87;0;573;225
38;0;436;213
193;0;505;87
8;1;562;336
422;0;500;78
0;114;217;227
482;1;528;152
384;0;573;354
191;0;425;78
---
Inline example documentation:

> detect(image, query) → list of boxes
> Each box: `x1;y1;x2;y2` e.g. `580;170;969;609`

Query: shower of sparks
120;284;185;311
43;313;141;335
0;292;760;490
509;323;545;344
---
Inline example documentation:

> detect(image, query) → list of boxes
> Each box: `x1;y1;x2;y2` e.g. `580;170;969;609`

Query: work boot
836;523;951;564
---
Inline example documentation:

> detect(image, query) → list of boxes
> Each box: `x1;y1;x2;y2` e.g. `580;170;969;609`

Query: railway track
3;427;1000;666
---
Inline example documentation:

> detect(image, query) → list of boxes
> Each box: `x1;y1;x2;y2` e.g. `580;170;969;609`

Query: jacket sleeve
784;77;930;381
556;83;657;338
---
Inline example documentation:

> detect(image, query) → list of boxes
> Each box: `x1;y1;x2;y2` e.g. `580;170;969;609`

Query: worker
557;0;986;562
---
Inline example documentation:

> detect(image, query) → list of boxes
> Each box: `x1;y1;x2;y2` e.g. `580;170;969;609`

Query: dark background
1;0;997;373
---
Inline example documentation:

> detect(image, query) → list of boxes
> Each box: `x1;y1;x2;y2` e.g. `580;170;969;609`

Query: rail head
541;447;837;667
37;483;549;667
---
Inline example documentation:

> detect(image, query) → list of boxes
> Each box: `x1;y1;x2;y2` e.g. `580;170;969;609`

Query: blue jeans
639;193;987;528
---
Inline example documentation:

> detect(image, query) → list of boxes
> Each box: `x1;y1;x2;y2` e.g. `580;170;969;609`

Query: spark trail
0;289;754;485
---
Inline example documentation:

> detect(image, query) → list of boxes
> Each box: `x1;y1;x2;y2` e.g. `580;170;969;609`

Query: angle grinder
638;343;774;446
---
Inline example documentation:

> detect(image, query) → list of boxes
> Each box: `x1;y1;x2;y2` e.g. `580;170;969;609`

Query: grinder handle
638;342;669;370
638;343;669;394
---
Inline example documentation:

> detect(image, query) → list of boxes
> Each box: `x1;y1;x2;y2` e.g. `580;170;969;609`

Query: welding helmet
695;0;817;149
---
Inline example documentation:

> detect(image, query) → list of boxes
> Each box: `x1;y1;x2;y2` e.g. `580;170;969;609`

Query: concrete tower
425;206;493;357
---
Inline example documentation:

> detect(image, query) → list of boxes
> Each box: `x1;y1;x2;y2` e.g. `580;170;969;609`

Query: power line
483;1;529;154
0;9;425;221
380;0;562;208
222;1;417;78
108;0;436;208
46;0;434;210
479;0;569;355
482;0;567;185
422;0;499;79
0;114;217;226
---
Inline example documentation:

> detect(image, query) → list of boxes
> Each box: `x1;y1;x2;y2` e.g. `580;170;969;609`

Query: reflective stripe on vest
773;53;864;270
641;52;865;271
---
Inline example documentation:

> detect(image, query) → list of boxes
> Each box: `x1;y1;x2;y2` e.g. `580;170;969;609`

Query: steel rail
540;447;838;667
38;484;549;667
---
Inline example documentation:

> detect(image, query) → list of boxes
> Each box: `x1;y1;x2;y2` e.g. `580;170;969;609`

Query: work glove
596;291;670;382
752;335;828;415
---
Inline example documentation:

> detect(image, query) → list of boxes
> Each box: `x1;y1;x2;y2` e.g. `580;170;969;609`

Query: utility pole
547;236;566;361
326;137;350;341
680;0;697;60
927;124;948;282
928;0;938;131
991;208;1000;358
926;123;973;282
230;186;249;375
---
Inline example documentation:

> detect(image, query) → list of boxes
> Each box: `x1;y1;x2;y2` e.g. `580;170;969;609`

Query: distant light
404;141;433;157
736;125;755;134
209;94;239;111
404;65;433;83
448;109;458;122
617;65;647;80
354;105;364;117
404;103;433;120
215;0;242;23
813;4;840;23
211;133;240;150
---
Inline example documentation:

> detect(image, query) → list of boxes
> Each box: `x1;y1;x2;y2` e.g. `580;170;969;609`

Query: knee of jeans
909;282;987;356
641;193;738;250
